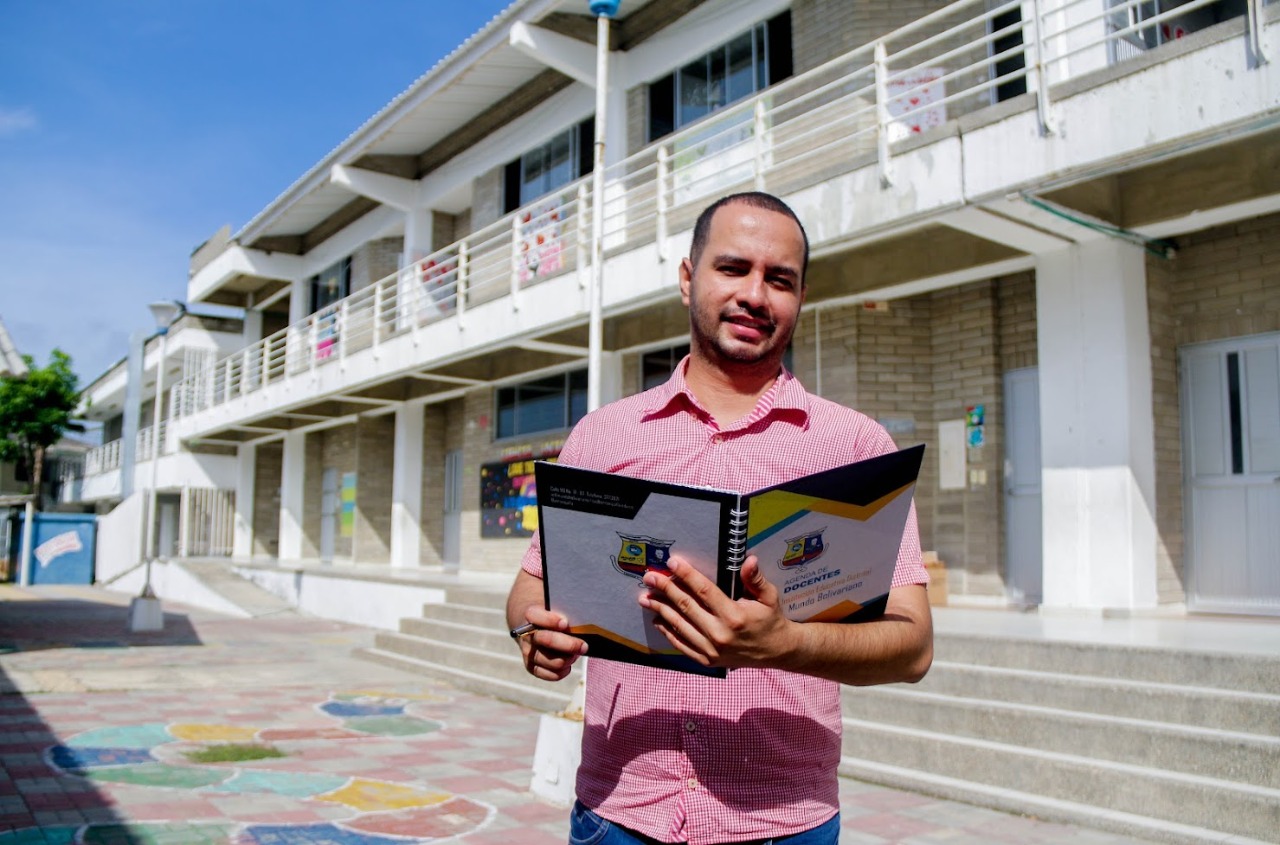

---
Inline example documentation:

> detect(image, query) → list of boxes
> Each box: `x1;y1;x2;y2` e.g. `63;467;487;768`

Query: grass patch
184;743;285;764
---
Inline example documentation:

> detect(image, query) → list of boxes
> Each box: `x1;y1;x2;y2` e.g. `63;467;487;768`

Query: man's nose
736;273;768;308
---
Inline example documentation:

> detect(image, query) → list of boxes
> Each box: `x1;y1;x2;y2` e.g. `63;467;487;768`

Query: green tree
0;349;83;509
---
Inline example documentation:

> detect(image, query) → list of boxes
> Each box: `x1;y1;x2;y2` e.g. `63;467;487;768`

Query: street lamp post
128;299;184;632
586;0;619;414
529;1;622;808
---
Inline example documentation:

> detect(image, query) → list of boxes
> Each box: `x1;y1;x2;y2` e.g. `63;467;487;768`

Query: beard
692;305;786;368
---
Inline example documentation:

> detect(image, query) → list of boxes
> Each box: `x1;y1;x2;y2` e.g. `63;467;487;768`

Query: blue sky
0;0;512;389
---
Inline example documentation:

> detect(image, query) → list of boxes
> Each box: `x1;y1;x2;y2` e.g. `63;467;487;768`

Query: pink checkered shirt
521;359;925;844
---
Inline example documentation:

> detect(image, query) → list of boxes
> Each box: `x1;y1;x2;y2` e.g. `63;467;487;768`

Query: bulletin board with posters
480;456;556;538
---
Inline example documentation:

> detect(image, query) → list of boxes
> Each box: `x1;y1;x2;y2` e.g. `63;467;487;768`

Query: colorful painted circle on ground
2;691;494;844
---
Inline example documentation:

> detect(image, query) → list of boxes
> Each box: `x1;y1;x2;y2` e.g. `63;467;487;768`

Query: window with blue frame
495;369;588;439
503;119;595;214
647;12;792;142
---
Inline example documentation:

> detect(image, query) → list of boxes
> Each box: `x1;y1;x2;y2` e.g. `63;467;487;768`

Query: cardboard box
923;551;948;607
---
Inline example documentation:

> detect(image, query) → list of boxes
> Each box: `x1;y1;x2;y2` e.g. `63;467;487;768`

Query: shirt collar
642;355;811;429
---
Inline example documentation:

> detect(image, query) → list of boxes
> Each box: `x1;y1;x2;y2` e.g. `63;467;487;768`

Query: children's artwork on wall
517;196;564;285
886;67;946;141
480;457;552;538
340;472;357;538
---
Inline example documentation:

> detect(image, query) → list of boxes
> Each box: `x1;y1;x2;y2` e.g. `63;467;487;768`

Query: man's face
680;202;806;371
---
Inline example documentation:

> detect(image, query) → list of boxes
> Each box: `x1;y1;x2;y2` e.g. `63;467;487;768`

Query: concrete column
1035;239;1158;611
605;52;626;168
233;443;256;558
403;207;435;265
600;351;624;405
278;431;307;560
288;279;309;325
243;309;264;346
390;404;426;568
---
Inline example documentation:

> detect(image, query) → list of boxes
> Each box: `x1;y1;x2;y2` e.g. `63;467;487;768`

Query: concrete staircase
839;632;1280;844
359;586;1280;844
358;584;573;713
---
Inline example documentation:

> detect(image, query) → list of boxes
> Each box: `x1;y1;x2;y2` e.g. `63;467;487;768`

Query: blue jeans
568;800;840;845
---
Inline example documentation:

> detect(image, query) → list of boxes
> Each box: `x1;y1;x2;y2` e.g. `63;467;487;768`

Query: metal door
442;449;463;569
1182;334;1280;615
1004;367;1043;605
320;467;338;563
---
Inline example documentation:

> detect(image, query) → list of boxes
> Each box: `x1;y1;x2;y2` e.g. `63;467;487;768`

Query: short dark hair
688;191;810;284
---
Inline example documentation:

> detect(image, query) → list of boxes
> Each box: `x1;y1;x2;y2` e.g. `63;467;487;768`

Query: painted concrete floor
0;585;1165;845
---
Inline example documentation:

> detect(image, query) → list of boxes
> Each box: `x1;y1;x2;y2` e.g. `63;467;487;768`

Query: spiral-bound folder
535;444;924;677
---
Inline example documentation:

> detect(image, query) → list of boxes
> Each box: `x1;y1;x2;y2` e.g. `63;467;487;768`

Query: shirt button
684;720;697;733
687;777;700;790
711;435;722;445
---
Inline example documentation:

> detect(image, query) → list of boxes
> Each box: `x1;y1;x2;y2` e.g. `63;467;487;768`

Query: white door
1004;367;1042;605
319;467;339;563
442;449;463;570
1182;334;1280;616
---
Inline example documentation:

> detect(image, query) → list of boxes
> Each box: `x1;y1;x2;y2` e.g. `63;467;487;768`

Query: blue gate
15;512;98;585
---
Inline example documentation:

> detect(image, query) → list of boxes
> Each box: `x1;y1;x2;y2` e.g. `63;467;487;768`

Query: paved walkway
0;585;1158;845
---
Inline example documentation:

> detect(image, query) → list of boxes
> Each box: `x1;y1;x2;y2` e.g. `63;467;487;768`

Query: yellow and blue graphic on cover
612;533;675;577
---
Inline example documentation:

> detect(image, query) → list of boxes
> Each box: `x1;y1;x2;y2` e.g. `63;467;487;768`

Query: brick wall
1146;255;1183;603
472;167;504;234
1147;211;1280;603
432;212;458;252
626;85;647;156
252;442;282;557
354;416;394;563
450;388;571;573
304;424;357;561
996;272;1037;371
348;238;402;302
791;0;953;73
933;282;1004;597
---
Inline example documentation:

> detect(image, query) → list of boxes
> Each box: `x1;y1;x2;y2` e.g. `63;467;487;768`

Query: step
440;585;510;610
401;616;513;654
422;602;507;628
356;646;571;713
842;685;1280;789
916;660;1280;734
372;629;588;703
838;756;1278;845
936;634;1280;694
839;717;1280;842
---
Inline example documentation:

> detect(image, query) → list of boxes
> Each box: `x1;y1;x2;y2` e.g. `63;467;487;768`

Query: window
496;370;588;439
648;12;792;142
503;119;595;214
641;344;690;390
309;257;351;315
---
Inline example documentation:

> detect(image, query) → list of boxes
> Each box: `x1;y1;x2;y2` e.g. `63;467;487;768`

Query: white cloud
0;107;38;137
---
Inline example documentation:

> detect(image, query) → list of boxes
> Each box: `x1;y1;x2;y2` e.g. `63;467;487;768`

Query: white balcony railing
84;439;123;476
135;421;170;462
172;0;1271;422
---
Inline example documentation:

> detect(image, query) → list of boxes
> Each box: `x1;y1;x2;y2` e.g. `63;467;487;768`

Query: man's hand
639;555;797;669
640;555;934;685
507;568;587;682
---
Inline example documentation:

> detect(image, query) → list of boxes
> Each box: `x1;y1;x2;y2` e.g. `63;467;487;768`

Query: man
507;192;932;845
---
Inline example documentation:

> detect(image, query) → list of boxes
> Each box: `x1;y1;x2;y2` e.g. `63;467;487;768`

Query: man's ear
679;258;693;306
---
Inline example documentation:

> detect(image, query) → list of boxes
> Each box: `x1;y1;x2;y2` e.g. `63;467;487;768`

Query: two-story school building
107;0;1277;618
78;312;245;564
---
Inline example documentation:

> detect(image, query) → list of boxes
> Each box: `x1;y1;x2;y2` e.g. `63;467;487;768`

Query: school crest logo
612;533;675;578
779;528;827;568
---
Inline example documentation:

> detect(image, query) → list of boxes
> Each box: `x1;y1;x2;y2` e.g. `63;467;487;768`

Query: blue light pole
587;0;619;413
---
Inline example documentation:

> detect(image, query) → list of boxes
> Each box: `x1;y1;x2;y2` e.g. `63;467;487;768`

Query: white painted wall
94;492;145;583
237;567;445;631
1036;239;1158;611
